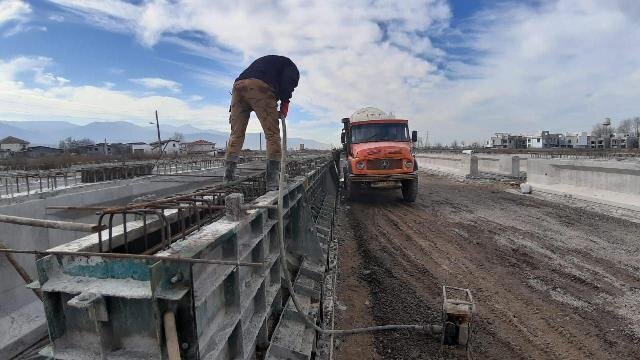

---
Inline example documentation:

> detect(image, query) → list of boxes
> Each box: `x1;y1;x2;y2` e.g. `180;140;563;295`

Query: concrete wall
527;159;640;210
476;155;522;177
416;152;525;178
415;153;478;177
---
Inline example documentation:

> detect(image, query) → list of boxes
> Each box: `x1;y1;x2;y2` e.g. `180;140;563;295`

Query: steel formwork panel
32;156;337;360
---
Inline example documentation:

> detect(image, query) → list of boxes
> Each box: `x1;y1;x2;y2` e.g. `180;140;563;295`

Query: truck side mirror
341;131;346;144
411;130;418;143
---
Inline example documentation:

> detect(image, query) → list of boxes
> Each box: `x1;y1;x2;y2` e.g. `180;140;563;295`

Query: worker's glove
279;100;290;119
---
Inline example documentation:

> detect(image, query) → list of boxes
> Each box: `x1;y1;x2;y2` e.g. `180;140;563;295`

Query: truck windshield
351;123;409;143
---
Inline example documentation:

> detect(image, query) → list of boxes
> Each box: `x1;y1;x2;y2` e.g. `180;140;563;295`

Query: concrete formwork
0;163;266;358
526;158;640;210
15;155;337;359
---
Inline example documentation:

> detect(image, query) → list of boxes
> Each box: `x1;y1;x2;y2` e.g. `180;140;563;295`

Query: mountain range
0;121;329;150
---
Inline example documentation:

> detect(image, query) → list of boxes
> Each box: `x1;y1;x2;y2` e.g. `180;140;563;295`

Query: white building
485;133;526;149
180;140;215;154
129;142;152;154
559;132;589;148
526;131;560;148
0;136;29;152
151;140;181;155
610;134;639;149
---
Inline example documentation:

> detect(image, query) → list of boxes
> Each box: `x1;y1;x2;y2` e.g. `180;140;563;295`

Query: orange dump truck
340;107;418;202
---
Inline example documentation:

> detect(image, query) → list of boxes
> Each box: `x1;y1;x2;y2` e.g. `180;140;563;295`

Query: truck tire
401;179;418;202
345;178;357;201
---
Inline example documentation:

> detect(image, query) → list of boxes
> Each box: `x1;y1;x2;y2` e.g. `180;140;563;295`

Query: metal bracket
441;286;474;349
68;292;109;322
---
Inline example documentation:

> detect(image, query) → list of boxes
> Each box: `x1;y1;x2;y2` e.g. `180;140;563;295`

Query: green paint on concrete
65;259;150;281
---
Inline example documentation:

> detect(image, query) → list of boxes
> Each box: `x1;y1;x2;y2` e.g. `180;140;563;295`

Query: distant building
180;140;215;154
610;134;639;149
559;132;589;148
129;142;152;154
27;146;63;157
71;142;132;156
526;131;560;148
0;136;29;152
485;133;526;149
151;139;181;155
589;137;611;149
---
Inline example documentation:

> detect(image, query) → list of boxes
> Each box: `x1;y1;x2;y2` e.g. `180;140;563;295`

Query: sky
0;0;639;146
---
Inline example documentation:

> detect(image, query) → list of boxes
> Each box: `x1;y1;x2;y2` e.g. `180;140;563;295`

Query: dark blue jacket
236;55;299;102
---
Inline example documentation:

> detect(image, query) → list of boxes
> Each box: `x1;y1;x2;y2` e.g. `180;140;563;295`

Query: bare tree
58;137;95;152
591;123;613;138
617;119;632;134
172;132;185;142
617;117;640;138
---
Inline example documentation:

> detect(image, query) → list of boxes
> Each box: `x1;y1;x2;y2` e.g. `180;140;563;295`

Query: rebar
0;248;265;267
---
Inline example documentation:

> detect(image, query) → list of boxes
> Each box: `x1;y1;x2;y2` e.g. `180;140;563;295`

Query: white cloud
48;13;65;22
0;0;30;25
130;77;182;93
0;56;230;130
0;0;32;36
27;1;640;143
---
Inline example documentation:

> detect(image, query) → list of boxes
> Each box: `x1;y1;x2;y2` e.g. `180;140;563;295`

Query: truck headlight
404;160;413;169
356;161;365;170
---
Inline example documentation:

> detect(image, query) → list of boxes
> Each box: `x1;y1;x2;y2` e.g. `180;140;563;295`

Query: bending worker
224;55;300;190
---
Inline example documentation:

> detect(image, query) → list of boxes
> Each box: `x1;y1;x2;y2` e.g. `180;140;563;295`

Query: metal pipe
0;248;265;267
0;214;104;233
0;242;42;301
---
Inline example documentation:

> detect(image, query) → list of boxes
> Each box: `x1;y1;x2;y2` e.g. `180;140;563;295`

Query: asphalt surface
334;173;640;359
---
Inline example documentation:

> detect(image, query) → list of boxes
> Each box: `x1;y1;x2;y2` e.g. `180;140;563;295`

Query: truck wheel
401;179;418;202
345;178;357;200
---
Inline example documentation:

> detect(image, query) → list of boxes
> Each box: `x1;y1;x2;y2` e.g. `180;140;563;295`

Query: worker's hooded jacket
236;55;299;102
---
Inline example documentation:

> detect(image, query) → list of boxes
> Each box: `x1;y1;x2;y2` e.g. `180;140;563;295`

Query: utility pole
155;110;162;144
151;110;162;155
259;133;262;151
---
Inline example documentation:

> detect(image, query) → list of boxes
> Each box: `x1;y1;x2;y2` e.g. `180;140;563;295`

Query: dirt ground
334;173;640;360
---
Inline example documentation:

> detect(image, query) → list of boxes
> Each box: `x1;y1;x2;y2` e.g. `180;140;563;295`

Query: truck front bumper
347;173;418;182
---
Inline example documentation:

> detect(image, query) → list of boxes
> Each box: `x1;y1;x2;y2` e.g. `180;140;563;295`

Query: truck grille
366;159;403;170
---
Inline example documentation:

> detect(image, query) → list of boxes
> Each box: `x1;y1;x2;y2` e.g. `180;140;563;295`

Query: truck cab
340;107;418;202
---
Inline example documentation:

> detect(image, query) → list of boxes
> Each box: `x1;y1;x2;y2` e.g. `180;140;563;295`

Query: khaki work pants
225;78;281;162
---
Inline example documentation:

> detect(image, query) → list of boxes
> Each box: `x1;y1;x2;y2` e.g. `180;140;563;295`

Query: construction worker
224;55;300;190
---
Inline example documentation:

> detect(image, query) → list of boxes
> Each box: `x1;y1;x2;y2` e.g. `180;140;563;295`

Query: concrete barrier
477;155;522;177
526;159;640;210
415;154;478;177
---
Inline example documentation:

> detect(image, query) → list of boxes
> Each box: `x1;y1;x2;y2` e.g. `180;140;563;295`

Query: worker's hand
279;100;290;119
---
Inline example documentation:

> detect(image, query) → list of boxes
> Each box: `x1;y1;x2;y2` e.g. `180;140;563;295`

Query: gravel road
334;173;640;359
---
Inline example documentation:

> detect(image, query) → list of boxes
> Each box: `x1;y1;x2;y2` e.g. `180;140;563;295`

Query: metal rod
0;248;265;267
0;242;43;301
46;206;106;211
0;214;104;232
157;174;224;178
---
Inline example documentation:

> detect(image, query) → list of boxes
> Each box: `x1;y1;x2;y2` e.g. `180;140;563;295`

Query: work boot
224;160;237;182
266;160;281;191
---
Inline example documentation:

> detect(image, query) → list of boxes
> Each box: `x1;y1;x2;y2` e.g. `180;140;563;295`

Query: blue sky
1;0;639;145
